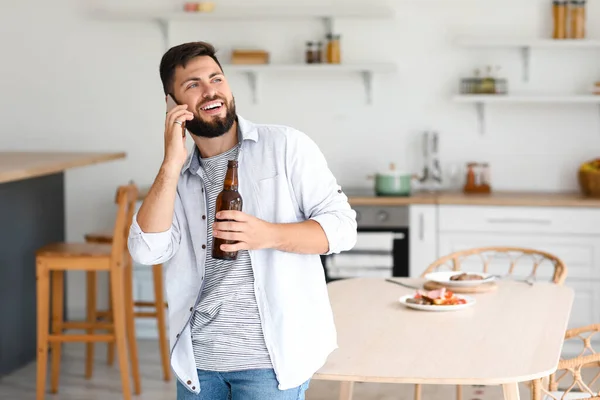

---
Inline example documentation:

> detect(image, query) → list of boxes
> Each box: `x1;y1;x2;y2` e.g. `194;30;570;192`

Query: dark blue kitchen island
0;152;125;377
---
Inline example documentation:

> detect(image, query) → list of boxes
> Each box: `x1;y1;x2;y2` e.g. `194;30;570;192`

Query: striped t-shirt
190;143;273;371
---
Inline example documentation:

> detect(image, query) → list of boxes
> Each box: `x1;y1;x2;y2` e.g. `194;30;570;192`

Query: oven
321;205;409;282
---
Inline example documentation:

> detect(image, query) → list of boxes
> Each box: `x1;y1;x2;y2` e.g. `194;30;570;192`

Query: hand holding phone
163;94;194;170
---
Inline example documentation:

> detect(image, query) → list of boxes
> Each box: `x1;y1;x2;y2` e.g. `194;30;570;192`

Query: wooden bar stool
35;184;141;400
83;230;171;382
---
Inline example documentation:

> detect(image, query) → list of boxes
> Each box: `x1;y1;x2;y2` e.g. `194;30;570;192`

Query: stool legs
36;261;50;400
85;271;98;378
84;260;168;387
153;264;171;381
124;263;141;394
105;263;170;382
50;271;64;393
107;272;115;366
110;266;132;400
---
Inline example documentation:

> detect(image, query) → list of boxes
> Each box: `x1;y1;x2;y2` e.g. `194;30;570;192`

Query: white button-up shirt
127;115;357;394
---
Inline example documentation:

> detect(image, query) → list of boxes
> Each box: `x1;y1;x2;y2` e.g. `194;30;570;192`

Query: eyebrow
180;71;223;87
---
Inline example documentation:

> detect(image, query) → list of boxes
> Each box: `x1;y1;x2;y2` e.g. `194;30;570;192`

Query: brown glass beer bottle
212;160;243;261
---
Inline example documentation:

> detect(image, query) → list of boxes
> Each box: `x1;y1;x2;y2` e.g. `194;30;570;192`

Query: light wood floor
0;340;530;400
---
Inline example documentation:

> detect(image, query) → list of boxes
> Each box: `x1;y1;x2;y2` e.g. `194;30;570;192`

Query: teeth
202;102;222;110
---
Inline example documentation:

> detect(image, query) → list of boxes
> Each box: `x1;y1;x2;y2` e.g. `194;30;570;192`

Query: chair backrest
543;324;600;398
420;246;567;285
109;183;139;269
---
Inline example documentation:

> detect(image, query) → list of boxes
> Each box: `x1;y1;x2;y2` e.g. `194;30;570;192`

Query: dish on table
424;271;496;287
399;288;475;312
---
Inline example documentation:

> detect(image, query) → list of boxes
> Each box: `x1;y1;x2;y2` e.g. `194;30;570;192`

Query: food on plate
406;288;467;306
449;272;484;281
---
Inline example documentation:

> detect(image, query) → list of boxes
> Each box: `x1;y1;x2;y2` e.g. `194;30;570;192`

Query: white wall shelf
453;94;600;134
456;37;600;49
223;63;397;104
95;5;394;21
455;37;600;82
454;94;600;104
95;5;395;49
94;6;396;104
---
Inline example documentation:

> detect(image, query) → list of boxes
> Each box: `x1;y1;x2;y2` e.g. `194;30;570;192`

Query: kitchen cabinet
437;204;600;354
409;205;438;278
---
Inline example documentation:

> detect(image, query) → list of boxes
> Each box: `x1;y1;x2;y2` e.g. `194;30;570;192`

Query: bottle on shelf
326;34;341;64
305;41;315;64
568;0;586;39
315;41;323;63
552;0;568;39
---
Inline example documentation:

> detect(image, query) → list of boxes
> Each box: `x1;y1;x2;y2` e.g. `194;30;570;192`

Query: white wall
1;0;599;314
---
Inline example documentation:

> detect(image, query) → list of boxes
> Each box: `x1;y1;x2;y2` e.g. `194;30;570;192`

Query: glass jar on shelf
326;34;341;64
305;41;315;64
553;0;568;39
315;41;323;63
569;0;586;39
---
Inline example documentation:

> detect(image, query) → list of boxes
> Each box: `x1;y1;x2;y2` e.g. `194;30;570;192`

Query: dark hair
159;41;223;95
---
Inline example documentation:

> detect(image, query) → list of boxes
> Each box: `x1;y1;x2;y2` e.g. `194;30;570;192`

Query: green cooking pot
369;164;414;197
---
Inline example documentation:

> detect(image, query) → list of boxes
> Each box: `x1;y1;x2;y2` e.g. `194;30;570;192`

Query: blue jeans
176;369;310;400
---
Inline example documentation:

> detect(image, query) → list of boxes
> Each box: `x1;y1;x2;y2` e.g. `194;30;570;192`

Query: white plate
399;294;476;312
424;271;496;287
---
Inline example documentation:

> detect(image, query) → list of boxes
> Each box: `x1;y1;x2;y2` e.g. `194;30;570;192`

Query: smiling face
171;55;236;139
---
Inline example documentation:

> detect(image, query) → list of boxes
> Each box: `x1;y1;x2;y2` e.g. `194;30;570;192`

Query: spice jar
553;0;567;39
305;41;315;64
314;41;323;63
481;163;490;186
465;163;477;189
569;0;586;39
326;34;341;64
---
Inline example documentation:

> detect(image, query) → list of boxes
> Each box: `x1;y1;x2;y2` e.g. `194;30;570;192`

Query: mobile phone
166;94;178;113
166;94;186;136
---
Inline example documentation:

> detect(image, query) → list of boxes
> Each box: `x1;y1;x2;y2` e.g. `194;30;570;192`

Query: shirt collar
181;114;257;175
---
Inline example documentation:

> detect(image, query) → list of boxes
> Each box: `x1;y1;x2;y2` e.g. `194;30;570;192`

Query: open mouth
200;100;224;115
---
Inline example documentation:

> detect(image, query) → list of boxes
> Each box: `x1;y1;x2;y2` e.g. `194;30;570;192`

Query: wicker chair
533;324;600;400
414;246;568;400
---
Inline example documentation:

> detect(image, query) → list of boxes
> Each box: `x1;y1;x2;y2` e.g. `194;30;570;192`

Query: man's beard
185;97;236;139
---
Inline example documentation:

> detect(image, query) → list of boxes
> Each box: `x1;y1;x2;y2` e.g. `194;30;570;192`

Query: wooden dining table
313;277;574;400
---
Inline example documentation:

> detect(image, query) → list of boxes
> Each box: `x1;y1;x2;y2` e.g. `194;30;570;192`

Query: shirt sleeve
127;191;182;266
286;128;358;255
